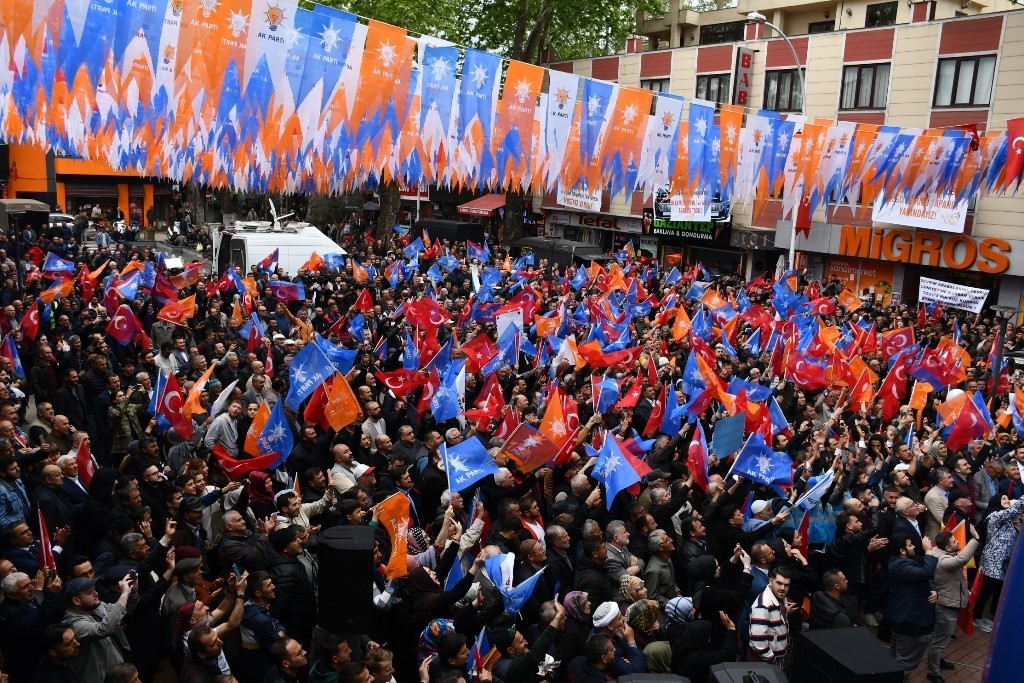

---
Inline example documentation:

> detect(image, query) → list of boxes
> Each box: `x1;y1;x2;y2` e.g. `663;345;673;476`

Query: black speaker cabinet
617;676;690;683
708;662;787;683
791;627;903;683
316;524;375;633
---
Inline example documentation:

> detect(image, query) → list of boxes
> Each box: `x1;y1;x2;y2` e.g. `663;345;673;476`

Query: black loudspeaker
0;145;9;182
316;525;375;633
791;628;903;683
708;662;787;683
617;676;689;683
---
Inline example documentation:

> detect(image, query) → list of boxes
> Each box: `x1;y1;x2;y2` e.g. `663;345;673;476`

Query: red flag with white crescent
75;439;97;487
37;510;56;571
159;373;194;440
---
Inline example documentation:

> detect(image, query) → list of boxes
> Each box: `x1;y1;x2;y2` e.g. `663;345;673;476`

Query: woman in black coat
672;617;738;682
689;554;753;649
405;546;482;628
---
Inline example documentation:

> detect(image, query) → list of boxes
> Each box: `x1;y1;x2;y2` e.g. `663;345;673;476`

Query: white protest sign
918;276;989;314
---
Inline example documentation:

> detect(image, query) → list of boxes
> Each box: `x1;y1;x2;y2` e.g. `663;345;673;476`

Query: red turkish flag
106;304;142;344
416;369;441;417
159;373;194;440
353;288;374;313
20;306;40;341
642;385;667;437
405;297;450;328
375;370;430;396
1002;117;1024;192
615;373;644;410
878;326;916;361
460;333;499;374
157;295;197;325
75;439;97;487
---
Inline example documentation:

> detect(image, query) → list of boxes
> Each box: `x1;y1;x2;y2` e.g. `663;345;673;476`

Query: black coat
265;550;316;647
573;557;617;607
54;383;89;430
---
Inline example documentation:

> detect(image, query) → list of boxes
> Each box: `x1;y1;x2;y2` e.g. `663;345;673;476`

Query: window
696;74;731;104
808;21;835;34
933;55;996;107
763;70;804;112
865;2;898;27
840;63;890;109
640;78;670;93
699;21;746;46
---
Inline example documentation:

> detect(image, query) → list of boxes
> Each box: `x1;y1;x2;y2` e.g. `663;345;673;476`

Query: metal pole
762;20;807;272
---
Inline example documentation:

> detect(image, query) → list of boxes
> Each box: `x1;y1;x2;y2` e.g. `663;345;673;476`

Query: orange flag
157;295;196;325
39;279;74;305
184;363;217;419
837;289;863;312
909;380;934;412
230;300;244;328
534;315;561;339
377;493;411;579
244;402;271;457
324;373;362;431
672;307;692;341
540;387;570;445
301;252;326;272
700;288;727;311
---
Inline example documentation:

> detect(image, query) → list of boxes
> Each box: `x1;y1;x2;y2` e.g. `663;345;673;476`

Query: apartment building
542;0;1024;318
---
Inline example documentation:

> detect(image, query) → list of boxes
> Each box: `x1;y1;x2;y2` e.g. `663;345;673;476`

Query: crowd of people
0;216;1020;683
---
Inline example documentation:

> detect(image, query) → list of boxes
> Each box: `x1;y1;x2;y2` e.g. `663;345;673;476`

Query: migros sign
838;226;1010;274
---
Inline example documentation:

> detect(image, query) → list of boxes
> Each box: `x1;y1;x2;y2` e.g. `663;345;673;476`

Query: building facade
542;0;1024;318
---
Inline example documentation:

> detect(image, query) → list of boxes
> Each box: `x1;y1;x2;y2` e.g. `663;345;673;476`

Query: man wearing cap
742;499;775;533
162;549;205;643
63;570;137;682
0;569;65;682
591;600;647;676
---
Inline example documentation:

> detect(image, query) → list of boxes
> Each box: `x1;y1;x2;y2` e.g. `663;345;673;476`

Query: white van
210;206;347;276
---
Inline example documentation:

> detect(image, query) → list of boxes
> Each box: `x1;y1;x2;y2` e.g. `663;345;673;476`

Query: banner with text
872;192;969;233
918;277;989;314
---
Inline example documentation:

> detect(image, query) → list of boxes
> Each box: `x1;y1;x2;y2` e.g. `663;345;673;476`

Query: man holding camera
62;571;138;682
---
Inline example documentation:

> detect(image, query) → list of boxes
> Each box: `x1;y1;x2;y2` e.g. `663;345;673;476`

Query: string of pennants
2;0;1024;217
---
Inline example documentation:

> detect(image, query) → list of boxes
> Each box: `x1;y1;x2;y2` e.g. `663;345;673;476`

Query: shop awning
457;193;506;216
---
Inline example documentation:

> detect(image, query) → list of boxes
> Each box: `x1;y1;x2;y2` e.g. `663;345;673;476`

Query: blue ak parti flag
730;432;794;487
42;252;75;273
403;330;420;371
260;400;295;468
284;339;335;410
403;238;425;260
314;336;359;375
467;241;490;263
430;358;465;423
593;433;641;510
442;437;500;493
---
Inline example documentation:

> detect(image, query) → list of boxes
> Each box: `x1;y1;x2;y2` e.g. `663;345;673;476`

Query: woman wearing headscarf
558;591;591;667
247;470;277;518
405;552;483;627
688;550;753;649
626;599;672;673
974;496;1024;630
672;612;738;682
618;574;648;614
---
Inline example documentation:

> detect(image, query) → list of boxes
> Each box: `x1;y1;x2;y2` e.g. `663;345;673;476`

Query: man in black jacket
0;569;66;683
573;536;617;607
828;507;888;619
266;525;316;649
54;368;89;431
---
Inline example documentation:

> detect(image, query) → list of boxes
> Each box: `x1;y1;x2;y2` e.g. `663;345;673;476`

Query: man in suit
972;459;1003;524
603;520;645;583
892;496;927;555
32;465;75;535
923;468;954;540
56;455;89;510
3;520;69;575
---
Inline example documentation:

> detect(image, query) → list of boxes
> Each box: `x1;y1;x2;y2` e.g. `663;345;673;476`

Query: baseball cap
353;463;375;478
273;334;285;341
65;576;100;596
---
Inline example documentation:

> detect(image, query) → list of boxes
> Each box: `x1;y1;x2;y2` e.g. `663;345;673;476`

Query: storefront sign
545;209;641;234
733;47;755;106
650;218;732;246
837;226;1010;274
919;276;989;314
556;185;602;212
825;256;895;306
872;192;969;233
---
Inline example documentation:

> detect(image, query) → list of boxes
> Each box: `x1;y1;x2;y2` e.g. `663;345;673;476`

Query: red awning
457;193;506;216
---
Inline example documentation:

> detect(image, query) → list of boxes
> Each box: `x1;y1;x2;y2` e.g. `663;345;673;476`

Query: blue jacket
887;554;938;629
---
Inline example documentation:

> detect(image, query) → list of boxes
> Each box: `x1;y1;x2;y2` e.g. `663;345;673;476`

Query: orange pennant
377;494;411;579
244;402;271;457
324;373;362;431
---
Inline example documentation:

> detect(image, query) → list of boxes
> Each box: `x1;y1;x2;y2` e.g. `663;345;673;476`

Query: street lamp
746;11;807;272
